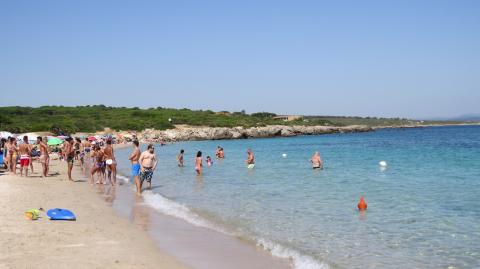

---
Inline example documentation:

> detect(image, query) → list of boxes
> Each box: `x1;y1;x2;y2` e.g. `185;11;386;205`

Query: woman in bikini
90;145;105;185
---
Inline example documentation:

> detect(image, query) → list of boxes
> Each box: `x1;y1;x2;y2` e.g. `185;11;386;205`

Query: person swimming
206;156;212;166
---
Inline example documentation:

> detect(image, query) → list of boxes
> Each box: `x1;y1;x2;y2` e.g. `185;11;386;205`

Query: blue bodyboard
47;208;76;221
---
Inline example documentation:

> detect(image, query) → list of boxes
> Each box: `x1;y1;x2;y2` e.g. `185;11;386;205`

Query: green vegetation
304;116;467;127
0;106;467;135
0;106;332;134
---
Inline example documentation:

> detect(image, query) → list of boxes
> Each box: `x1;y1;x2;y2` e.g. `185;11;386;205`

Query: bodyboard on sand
47;208;76;221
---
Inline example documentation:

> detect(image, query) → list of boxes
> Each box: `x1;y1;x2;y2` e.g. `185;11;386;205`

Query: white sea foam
141;191;329;269
117;175;130;183
142;191;225;232
256;238;330;269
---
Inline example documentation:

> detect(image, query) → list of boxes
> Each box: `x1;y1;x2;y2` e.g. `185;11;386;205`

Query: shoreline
108;183;293;269
0;161;188;269
0;154;295;269
133;123;479;143
138;124;374;143
371;122;480;130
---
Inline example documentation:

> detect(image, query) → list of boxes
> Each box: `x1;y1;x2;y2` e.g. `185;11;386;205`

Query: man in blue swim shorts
128;140;142;195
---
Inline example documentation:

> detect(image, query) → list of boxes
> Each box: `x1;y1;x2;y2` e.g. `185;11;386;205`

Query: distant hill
428;114;480;122
0;106;331;134
0;106;474;135
449;114;480;122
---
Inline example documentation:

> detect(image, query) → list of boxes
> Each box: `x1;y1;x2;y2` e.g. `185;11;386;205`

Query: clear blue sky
1;0;479;119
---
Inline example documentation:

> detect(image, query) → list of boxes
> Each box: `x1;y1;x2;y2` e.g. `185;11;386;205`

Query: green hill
0;105;330;134
0;106;466;135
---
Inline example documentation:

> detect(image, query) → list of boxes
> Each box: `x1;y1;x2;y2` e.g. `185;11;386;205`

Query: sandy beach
0;160;188;269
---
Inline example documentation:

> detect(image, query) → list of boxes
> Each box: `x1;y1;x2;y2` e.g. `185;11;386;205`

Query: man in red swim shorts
18;136;32;177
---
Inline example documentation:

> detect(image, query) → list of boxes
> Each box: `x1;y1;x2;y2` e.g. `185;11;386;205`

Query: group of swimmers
171;145;323;178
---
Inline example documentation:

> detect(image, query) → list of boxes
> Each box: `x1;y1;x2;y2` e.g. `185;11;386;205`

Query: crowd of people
1;135;324;195
1;136;49;177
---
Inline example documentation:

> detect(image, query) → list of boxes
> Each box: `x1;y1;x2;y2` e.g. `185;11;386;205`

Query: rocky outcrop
138;125;373;143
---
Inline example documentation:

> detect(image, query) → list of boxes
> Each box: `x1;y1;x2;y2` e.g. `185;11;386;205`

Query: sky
1;0;479;119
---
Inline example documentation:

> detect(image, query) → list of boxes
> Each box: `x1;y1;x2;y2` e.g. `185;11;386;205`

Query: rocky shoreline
138;125;374;143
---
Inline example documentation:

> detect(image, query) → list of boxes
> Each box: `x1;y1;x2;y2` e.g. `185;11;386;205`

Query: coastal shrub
0;106;427;134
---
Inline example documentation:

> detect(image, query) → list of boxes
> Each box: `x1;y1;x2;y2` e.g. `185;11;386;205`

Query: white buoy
379;161;387;167
282;153;287;158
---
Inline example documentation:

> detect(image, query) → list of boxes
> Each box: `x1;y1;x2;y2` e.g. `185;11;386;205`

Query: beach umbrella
47;137;64;146
18;133;39;143
0;131;13;138
88;136;97;141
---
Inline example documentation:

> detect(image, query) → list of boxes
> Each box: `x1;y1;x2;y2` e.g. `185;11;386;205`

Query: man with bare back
18;136;31;177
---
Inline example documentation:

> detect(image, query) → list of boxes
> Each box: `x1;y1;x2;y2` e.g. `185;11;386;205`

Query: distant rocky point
138;125;373;142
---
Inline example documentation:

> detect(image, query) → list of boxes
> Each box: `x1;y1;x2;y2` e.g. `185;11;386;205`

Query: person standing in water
195;151;202;175
103;139;117;185
310;151;323;169
18;136;31;177
129;140;142;195
246;148;255;167
177;149;184;167
139;144;157;191
37;136;49;177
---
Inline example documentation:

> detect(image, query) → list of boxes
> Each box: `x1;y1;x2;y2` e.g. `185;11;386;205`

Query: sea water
115;126;480;269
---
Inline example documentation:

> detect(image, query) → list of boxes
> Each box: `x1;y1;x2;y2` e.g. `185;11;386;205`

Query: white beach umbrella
17;133;40;144
0;131;14;139
21;133;40;141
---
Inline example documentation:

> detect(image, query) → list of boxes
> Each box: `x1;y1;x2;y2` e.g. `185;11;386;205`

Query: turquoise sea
115;126;480;269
